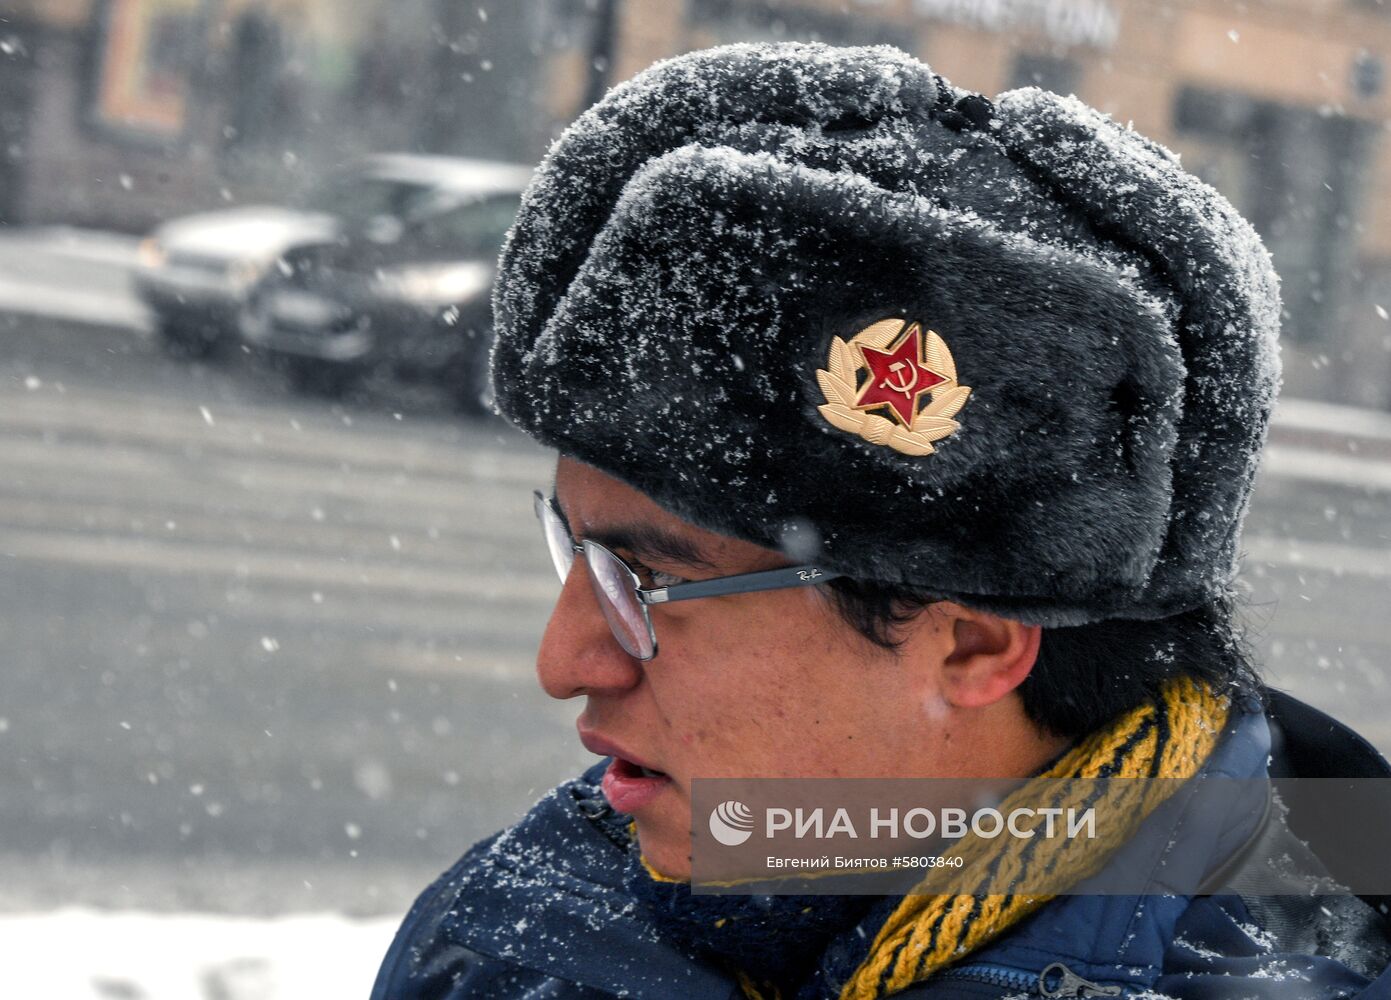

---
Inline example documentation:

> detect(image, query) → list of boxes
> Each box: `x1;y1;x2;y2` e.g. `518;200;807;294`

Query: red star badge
854;322;948;427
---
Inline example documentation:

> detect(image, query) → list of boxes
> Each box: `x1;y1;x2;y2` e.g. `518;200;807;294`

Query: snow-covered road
0;909;396;999
0;227;149;332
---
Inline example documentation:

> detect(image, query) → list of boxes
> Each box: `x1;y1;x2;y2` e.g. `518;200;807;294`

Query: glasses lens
535;495;575;585
582;541;656;660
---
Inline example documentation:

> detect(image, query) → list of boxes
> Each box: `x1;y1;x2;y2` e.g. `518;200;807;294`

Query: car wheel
447;332;496;417
283;356;356;399
155;318;222;360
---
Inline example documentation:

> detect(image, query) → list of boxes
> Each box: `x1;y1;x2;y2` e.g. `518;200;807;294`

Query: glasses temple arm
641;567;843;605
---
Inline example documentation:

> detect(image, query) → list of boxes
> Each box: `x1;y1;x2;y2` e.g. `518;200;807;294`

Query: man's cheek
675;716;757;777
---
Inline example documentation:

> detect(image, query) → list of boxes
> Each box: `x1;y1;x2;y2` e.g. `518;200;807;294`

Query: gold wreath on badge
815;317;971;456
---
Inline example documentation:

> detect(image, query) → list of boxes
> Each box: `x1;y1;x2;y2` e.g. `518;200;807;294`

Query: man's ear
937;604;1042;709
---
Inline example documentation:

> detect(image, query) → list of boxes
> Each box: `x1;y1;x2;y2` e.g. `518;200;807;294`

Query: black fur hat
490;42;1282;627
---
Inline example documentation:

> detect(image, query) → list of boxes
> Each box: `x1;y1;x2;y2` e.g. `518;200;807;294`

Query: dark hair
823;579;1263;740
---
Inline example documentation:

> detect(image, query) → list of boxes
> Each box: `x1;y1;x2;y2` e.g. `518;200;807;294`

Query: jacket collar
426;759;738;998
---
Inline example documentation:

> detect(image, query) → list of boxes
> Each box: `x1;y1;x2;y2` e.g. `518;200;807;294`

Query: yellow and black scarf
624;675;1232;1000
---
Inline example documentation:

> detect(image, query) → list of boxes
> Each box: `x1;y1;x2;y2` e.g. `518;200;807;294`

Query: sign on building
912;0;1121;50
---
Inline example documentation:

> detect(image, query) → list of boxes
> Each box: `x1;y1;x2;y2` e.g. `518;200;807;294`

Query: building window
88;0;206;141
1174;86;1374;345
540;0;603;50
686;0;912;48
1009;52;1079;95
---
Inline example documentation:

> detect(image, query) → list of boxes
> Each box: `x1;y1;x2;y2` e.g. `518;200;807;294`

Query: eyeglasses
533;491;844;660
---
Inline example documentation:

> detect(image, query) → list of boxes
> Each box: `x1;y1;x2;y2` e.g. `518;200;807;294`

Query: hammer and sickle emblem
815;317;971;456
882;360;918;396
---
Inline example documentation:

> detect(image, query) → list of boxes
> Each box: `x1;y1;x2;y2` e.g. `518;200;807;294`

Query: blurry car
131;154;526;362
237;155;530;412
134;202;338;358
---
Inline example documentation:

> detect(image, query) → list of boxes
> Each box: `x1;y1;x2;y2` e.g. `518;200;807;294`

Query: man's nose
535;560;643;700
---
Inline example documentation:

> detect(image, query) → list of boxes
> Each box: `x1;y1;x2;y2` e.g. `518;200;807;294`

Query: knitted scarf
624;675;1232;1000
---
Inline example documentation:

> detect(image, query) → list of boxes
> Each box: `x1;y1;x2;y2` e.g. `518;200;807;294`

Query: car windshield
299;173;438;227
301;174;519;257
401;193;521;258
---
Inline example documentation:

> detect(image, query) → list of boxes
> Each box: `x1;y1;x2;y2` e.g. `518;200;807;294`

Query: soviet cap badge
816;318;971;456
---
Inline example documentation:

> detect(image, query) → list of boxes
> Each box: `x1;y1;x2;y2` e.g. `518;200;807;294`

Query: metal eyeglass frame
533;491;844;660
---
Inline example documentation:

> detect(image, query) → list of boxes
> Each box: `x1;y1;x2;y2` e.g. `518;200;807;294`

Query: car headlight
375;263;492;305
137;237;166;269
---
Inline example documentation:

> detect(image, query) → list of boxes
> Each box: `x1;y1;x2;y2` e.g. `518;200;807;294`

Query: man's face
537;457;1021;877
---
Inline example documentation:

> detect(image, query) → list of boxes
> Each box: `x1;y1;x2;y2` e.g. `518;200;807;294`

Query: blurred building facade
0;0;542;229
2;0;1391;407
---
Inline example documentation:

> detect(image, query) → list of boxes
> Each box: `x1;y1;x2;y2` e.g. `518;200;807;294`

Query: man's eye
619;550;689;588
649;569;688;588
629;559;686;588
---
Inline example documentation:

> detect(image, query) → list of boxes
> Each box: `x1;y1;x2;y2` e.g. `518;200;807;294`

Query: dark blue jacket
372;694;1391;999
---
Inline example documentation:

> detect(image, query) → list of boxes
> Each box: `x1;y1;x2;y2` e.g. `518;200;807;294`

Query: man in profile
373;43;1391;999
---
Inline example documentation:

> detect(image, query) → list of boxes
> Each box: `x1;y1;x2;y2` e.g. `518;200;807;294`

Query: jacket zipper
937;963;1038;994
938;961;1122;997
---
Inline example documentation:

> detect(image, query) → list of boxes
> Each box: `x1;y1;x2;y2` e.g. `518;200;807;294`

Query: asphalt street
0;241;1388;919
0;308;590;916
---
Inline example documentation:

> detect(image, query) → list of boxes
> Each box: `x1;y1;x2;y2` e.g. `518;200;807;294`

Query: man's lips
577;728;673;814
600;757;672;813
576;728;665;774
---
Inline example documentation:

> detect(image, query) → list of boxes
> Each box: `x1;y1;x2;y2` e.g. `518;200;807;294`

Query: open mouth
602;756;673;813
612;756;669;780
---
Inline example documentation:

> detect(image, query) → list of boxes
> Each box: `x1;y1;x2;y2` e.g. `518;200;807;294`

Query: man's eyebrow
588;524;717;570
552;494;716;570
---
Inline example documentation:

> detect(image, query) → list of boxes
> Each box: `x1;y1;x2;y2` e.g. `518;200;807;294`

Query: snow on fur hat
489;42;1282;628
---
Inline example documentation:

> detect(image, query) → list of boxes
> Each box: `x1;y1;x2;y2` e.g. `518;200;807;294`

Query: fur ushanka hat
489;42;1282;628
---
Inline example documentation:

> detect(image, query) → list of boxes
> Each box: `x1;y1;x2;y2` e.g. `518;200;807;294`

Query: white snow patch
1237;919;1278;952
1172;934;1223;960
0;909;397;999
